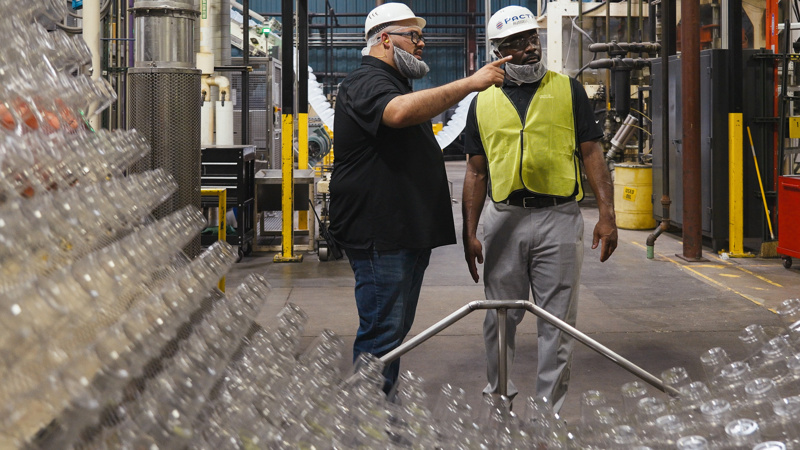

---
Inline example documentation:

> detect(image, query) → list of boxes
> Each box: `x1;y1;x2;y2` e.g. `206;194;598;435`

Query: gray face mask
505;60;547;84
393;46;430;79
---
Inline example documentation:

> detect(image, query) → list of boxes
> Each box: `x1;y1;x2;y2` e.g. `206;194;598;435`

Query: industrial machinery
231;56;282;167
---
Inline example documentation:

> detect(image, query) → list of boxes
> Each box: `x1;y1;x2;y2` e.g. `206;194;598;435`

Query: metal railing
379;300;680;398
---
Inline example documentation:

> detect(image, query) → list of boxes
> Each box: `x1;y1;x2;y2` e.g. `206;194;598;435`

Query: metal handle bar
379;300;680;397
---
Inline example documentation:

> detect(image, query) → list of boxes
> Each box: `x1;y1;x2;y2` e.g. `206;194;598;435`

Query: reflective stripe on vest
476;71;583;202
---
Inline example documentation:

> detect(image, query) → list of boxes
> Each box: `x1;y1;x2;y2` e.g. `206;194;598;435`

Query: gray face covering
505;60;547;84
393;46;430;79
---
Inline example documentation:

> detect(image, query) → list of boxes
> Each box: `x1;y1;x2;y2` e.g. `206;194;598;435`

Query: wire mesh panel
128;67;203;258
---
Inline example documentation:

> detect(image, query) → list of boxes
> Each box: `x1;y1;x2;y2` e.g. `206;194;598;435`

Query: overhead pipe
200;75;233;146
588;42;657;119
680;0;703;261
646;0;675;259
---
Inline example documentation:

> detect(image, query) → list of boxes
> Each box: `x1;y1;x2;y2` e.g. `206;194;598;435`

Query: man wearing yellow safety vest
461;5;618;412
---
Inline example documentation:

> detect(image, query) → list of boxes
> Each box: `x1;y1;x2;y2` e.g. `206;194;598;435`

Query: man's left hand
591;218;618;262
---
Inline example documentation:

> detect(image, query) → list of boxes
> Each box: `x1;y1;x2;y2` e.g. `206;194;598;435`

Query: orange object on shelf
0;103;17;130
12;97;38;131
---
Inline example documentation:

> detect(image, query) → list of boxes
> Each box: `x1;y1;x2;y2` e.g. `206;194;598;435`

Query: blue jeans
345;247;432;394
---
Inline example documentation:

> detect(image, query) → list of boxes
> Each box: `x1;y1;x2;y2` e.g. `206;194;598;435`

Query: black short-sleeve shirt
464;75;603;157
329;56;456;251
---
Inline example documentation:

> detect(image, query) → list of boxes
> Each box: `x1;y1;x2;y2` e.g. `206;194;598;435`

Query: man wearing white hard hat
329;2;511;394
461;5;618;412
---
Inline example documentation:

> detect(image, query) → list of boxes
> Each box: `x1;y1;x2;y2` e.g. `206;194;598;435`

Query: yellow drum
614;163;657;230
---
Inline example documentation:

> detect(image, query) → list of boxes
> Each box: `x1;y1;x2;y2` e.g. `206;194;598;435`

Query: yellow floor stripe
631;242;778;314
724;264;783;288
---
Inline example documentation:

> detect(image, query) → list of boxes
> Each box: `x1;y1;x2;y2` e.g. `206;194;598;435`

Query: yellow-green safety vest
476;70;584;202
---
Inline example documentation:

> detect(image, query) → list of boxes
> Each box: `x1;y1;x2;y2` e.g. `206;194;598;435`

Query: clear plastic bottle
761;396;800;446
700;398;735;443
752;336;795;381
653;414;689;448
773;354;800;398
676;435;710;450
701;347;732;384
742;378;781;427
712;361;754;411
621;380;649;421
724;418;761;449
662;366;693;395
776;298;800;327
740;324;770;363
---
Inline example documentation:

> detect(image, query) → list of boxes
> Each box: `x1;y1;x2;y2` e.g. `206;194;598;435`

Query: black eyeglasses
387;31;426;45
498;34;540;51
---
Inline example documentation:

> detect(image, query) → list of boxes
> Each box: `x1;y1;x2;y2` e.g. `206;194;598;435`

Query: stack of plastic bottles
0;2;270;448
178;300;799;450
4;1;800;449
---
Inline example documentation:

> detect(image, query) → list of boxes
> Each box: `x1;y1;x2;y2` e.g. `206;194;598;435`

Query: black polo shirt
329;56;456;251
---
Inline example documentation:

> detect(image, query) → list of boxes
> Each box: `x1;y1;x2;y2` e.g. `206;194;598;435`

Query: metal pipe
647;0;674;260
578;0;583;84
485;0;491;64
779;0;791;176
379;303;477;363
115;0;123;129
242;0;249;145
467;0;476;75
379;300;678;396
639;0;643;42
681;0;703;260
607;114;639;161
498;308;508;397
84;0;102;130
605;0;611;118
627;0;631;43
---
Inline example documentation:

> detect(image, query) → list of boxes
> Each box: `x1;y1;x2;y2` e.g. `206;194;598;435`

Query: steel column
680;0;703;261
297;0;309;233
275;0;302;262
646;0;675;259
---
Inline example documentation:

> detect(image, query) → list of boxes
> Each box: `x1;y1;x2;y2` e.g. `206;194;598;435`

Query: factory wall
244;0;536;91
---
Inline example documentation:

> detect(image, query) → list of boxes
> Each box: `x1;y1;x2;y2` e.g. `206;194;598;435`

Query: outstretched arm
462;154;489;282
382;56;511;128
580;140;618;262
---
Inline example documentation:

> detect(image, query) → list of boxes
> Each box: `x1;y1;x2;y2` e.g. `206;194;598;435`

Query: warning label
623;187;636;202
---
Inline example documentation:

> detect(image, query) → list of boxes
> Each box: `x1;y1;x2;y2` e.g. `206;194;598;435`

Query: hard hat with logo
364;2;426;39
487;5;538;42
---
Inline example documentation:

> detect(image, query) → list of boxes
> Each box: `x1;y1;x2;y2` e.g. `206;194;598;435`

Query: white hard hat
364;2;426;39
487;5;538;42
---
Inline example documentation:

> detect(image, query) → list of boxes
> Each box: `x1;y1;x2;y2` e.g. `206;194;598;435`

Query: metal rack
201;145;257;260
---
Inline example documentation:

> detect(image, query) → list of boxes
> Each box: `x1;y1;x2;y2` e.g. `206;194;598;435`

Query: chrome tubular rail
379;300;680;397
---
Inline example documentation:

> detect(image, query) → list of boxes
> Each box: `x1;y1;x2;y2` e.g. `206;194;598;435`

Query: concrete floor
226;159;796;425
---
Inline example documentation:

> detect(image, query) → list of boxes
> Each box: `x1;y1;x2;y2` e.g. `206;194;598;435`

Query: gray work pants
482;200;584;413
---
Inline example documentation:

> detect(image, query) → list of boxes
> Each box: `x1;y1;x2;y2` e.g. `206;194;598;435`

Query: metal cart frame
380;300;680;398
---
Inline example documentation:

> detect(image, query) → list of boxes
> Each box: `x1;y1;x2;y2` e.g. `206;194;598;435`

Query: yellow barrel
614;163;657;230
